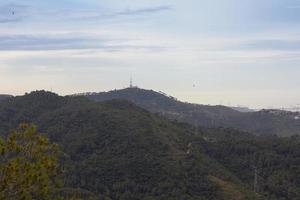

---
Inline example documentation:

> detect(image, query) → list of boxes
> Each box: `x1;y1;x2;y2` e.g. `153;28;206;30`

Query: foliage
0;123;64;200
201;128;300;200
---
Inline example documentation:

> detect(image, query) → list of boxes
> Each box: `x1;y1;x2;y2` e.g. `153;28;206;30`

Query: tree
0;123;64;200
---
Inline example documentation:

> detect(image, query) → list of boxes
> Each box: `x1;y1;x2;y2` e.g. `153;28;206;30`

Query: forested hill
0;94;13;101
82;88;300;136
0;91;299;199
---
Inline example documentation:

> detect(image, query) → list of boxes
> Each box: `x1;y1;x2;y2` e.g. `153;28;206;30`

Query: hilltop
81;87;300;136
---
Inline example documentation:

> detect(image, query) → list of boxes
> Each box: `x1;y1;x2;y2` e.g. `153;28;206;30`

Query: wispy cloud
0;34;166;51
51;5;172;21
0;2;171;24
114;5;172;16
235;39;300;51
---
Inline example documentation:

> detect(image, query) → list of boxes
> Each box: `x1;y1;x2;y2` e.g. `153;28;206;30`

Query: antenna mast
130;76;133;88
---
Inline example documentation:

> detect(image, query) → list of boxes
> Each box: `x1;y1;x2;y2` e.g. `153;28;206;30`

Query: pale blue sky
0;0;300;108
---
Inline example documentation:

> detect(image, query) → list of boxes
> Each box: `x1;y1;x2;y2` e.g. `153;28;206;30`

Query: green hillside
0;91;299;199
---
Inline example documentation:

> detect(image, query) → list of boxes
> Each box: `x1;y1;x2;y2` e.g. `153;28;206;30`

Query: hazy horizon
2;86;299;111
1;0;300;109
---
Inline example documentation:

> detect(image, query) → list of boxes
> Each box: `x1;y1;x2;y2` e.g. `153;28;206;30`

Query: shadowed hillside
0;94;13;102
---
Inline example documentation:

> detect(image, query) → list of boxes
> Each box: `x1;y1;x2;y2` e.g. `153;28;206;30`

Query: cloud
54;5;172;21
53;5;172;21
0;18;21;23
0;1;171;24
114;5;172;16
0;34;166;52
231;39;300;51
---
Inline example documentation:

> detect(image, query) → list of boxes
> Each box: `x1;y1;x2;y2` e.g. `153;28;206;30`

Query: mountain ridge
0;94;13;101
78;87;300;137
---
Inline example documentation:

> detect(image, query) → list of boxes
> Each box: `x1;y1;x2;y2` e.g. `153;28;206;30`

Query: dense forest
0;91;299;199
83;88;300;137
0;95;12;102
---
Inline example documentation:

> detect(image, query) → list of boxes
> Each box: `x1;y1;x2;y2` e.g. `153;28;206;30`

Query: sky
0;0;300;109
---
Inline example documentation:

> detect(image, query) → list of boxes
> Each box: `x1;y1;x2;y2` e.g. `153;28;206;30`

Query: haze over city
1;0;300;109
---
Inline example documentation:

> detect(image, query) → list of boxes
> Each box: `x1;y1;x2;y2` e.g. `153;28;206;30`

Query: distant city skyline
0;0;300;109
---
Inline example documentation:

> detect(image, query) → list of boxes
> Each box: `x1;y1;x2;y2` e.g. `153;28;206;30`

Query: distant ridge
230;106;255;113
80;87;300;136
0;94;13;101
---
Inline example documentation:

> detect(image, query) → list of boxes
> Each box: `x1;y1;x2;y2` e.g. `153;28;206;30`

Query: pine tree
0;124;64;200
